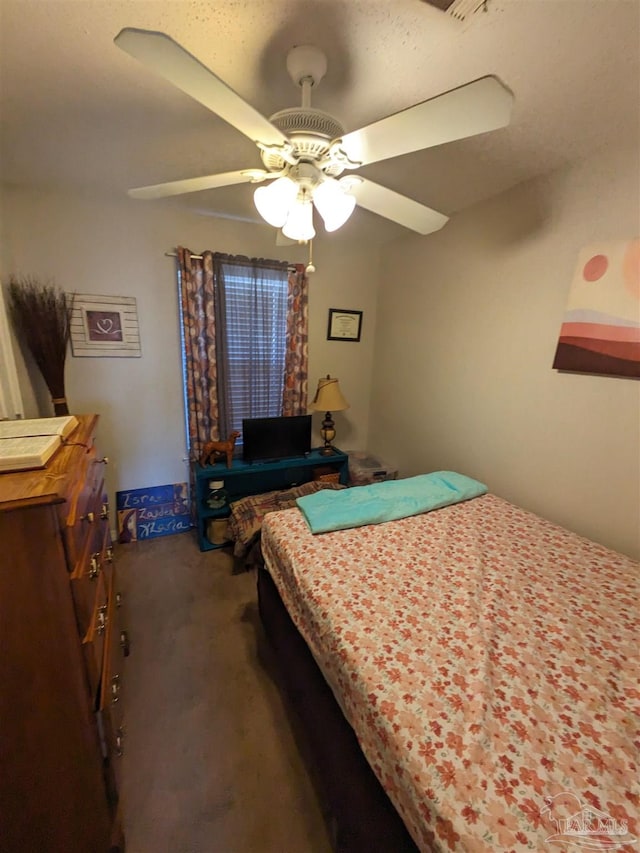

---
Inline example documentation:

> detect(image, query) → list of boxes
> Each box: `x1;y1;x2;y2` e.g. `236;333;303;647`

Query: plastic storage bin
347;451;398;486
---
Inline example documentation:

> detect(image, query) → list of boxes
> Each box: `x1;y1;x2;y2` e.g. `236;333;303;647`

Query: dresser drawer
101;686;126;793
82;570;109;701
100;502;115;588
100;566;127;791
70;528;102;638
63;447;106;570
101;568;126;715
70;511;111;638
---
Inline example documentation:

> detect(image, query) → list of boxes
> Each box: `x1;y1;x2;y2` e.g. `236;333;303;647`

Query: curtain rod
165;251;297;272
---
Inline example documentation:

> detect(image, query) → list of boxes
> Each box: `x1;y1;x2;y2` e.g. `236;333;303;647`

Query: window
177;247;292;459
220;266;288;435
176;250;294;455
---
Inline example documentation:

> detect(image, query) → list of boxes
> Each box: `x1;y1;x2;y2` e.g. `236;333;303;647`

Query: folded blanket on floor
296;470;488;534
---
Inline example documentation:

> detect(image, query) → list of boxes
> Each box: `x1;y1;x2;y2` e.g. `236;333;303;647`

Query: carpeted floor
115;531;333;853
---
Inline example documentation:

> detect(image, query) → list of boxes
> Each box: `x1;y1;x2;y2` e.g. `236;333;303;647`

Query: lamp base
320;411;336;456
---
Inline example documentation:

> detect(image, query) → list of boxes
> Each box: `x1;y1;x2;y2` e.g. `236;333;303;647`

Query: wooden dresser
0;414;128;852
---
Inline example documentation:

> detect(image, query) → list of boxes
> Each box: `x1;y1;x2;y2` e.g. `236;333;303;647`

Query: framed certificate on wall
327;308;363;342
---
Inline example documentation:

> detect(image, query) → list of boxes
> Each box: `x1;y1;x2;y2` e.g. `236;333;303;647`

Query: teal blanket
296;470;487;534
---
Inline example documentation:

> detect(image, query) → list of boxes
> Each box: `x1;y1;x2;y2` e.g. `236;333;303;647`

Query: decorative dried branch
8;276;74;415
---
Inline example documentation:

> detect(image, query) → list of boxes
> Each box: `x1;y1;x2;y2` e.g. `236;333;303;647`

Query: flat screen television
242;414;312;463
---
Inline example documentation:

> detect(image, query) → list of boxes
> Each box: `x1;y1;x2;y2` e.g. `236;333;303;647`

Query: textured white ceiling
1;0;638;245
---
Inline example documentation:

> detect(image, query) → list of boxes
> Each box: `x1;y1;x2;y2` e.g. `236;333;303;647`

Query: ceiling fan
114;28;513;240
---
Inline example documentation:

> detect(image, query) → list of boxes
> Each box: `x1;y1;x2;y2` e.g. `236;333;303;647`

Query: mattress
261;493;639;852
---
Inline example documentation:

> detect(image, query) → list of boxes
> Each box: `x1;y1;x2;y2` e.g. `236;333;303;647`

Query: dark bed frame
256;566;421;853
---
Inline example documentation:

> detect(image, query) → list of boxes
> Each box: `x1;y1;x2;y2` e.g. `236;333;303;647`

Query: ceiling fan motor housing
262;108;346;174
260;45;346;175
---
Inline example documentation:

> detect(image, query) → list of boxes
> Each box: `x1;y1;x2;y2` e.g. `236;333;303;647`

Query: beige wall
0;187;378;506
369;141;640;559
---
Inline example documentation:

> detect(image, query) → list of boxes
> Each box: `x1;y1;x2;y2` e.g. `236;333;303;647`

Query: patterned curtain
282;263;309;416
177;247;220;462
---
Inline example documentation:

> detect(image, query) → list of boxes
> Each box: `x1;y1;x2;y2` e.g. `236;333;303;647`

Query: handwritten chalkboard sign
116;482;191;542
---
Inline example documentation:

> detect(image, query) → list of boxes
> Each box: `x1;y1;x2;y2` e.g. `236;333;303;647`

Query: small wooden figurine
199;431;240;469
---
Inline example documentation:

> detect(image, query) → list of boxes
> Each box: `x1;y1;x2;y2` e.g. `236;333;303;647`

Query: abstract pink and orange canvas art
553;238;640;378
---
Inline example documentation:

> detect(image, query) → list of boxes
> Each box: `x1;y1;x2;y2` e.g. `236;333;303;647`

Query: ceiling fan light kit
255;166;357;238
114;28;514;240
282;189;316;241
312;178;357;232
253;176;299;227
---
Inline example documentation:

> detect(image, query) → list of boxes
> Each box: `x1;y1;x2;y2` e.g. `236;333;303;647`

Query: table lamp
310;375;350;455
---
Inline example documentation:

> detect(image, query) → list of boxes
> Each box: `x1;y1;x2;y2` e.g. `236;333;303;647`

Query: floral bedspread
261;494;639;852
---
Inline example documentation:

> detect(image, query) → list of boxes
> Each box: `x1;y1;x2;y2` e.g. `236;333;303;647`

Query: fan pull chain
306;240;316;275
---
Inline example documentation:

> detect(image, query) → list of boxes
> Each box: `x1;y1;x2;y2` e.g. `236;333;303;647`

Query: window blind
220;268;288;435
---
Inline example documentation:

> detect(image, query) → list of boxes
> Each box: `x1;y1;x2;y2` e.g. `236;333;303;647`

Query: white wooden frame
69;293;141;358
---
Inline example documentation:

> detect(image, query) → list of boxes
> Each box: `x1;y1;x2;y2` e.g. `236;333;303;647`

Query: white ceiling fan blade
345;177;449;235
114;28;289;148
340;76;514;167
128;169;269;200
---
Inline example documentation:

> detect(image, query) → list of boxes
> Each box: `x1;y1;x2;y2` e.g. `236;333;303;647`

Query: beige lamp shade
310;375;350;412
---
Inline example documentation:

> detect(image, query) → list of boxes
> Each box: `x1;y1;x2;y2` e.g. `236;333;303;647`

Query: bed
257;480;639;853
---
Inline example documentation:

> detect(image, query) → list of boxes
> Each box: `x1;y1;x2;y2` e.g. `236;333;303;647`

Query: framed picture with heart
69;293;141;357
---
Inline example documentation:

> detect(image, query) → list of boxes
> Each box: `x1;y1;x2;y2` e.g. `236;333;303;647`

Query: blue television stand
193;448;349;551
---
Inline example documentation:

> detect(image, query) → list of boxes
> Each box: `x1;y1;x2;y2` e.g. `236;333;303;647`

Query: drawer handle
111;674;121;704
120;629;130;657
105;547;114;564
115;725;125;757
89;553;102;580
100;503;110;521
81;511;95;524
96;604;108;635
